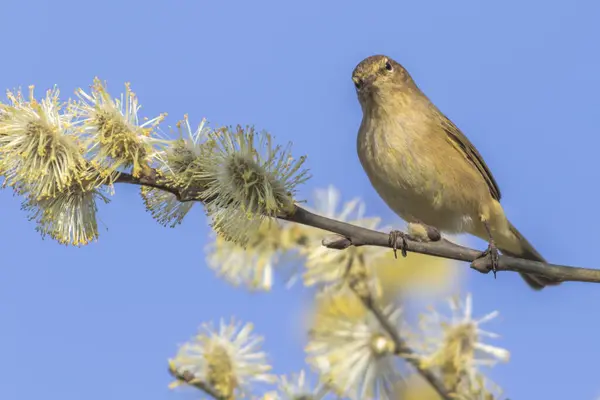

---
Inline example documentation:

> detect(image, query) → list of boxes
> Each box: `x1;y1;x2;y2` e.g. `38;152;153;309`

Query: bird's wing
438;113;502;201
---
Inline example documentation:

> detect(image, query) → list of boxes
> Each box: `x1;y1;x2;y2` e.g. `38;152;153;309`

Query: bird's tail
497;222;561;290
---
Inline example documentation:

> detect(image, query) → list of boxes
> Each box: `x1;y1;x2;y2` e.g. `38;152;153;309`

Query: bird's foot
389;230;410;259
476;240;500;278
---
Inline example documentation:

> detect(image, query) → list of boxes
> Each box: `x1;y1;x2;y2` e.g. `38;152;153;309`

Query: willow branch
115;172;600;284
283;207;600;283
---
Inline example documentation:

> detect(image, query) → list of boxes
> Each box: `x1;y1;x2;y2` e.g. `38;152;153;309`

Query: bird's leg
388;230;409;259
477;221;500;278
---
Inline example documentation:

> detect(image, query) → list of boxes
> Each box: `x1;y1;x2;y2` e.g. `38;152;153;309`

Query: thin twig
116;171;600;284
344;255;453;399
357;294;453;400
168;367;226;400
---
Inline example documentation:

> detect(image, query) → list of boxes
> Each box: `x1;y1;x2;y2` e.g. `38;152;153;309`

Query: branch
284;207;600;283
116;171;600;284
115;171;182;198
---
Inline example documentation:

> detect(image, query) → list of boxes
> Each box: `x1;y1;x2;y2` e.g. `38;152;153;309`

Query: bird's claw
477;241;500;278
388;230;408;259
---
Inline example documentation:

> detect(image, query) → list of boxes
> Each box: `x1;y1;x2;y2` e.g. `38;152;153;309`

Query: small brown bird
353;54;559;290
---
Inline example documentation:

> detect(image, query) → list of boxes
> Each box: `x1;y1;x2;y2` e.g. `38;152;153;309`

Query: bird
352;54;560;290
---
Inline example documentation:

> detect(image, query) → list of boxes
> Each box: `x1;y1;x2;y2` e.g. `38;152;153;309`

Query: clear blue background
1;0;599;399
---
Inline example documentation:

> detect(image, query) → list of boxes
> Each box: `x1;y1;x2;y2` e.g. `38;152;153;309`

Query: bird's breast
358;115;439;200
357;111;479;232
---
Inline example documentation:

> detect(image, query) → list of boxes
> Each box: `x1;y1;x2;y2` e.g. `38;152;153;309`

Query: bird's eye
385;61;393;71
354;79;362;89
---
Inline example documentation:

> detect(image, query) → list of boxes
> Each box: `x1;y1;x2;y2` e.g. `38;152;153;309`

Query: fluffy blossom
206;220;305;291
73;78;166;182
272;370;328;400
141;116;212;227
299;186;388;294
0;86;87;200
306;291;402;400
414;293;510;391
195;125;309;246
169;318;275;399
23;180;109;246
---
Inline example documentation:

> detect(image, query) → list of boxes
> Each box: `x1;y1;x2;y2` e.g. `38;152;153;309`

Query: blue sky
1;0;600;399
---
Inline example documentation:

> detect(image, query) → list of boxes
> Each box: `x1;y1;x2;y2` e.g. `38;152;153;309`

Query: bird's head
352;55;416;107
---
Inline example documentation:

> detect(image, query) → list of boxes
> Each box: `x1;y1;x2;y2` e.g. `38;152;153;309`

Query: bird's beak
353;75;376;92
